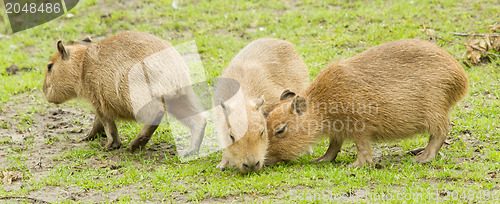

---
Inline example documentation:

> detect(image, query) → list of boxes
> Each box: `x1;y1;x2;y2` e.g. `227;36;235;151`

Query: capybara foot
312;154;329;163
178;148;198;158
105;140;122;150
129;142;147;153
312;151;338;163
348;157;373;168
82;133;106;142
413;149;436;163
129;136;151;152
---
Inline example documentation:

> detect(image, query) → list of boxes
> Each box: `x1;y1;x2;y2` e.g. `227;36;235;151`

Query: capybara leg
217;156;230;170
129;124;159;152
313;137;343;162
83;115;105;141
178;113;207;157
414;123;448;163
348;136;373;167
101;118;121;150
166;92;207;157
130;110;164;152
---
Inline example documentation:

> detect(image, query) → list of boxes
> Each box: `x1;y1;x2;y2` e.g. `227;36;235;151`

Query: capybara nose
243;161;261;172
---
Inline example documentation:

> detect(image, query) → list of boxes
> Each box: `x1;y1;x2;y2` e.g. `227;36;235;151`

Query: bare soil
0;90;179;203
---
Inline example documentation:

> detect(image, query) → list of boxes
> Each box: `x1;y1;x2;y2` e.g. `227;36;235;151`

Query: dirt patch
3;64;35;76
0;89;180;203
0;90;89;199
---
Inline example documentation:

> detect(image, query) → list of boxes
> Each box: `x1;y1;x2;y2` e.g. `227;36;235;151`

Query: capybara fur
266;39;469;167
214;38;309;173
43;31;206;154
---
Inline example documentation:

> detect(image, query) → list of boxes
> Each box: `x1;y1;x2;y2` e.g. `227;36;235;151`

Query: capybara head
265;90;313;165
221;96;268;173
43;40;86;104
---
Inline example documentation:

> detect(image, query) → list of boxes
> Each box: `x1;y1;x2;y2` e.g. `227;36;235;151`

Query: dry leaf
470;52;482;64
1;171;21;184
466;46;482;64
484;34;493;50
468;38;480;47
478;39;488;50
488;25;500;32
464;35;498;65
493;38;500;51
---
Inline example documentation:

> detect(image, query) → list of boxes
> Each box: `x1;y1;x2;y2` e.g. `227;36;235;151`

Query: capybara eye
260;130;264;138
47;63;53;71
229;134;235;142
275;124;287;136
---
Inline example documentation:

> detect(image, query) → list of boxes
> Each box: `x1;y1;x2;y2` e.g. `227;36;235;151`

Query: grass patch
0;0;499;203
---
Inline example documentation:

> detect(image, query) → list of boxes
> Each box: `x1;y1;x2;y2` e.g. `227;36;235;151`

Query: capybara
214;38;309;172
265;39;468;167
43;31;206;154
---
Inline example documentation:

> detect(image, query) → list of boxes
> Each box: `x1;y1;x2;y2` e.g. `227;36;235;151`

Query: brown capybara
265;39;469;167
43;31;207;154
213;38;309;173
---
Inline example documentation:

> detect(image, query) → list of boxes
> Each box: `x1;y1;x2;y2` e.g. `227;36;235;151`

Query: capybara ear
57;40;69;60
291;95;307;116
82;36;92;43
254;95;265;110
81;36;93;45
280;89;296;101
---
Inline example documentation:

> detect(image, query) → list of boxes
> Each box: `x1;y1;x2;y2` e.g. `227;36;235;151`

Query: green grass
1;0;499;203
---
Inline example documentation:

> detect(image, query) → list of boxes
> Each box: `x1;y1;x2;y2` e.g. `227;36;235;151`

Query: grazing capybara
43;31;207;154
214;38;309;173
265;39;469;167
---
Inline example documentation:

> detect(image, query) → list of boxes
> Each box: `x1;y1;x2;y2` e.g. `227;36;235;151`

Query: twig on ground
452;32;500;37
0;196;50;203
